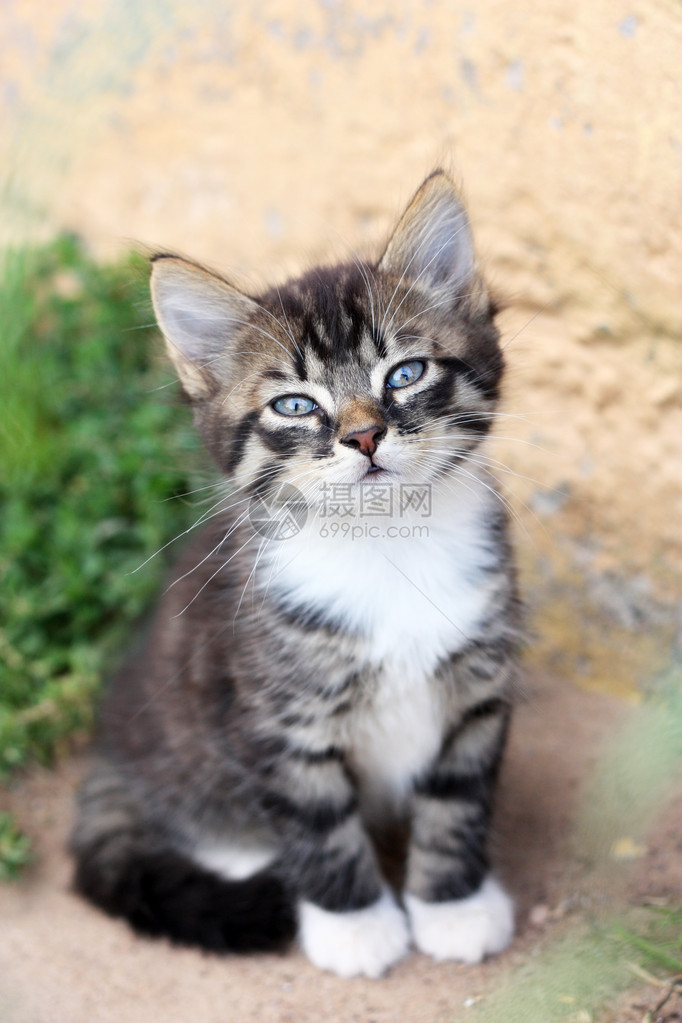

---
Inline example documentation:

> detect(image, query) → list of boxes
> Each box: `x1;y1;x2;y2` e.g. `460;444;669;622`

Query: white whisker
171;531;258;618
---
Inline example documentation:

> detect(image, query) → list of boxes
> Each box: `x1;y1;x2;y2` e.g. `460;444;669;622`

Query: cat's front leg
261;748;409;977
404;677;515;964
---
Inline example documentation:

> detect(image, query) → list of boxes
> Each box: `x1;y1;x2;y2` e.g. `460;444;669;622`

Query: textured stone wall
2;0;680;605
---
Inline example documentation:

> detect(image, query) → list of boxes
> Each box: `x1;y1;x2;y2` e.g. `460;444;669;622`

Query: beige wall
2;0;681;595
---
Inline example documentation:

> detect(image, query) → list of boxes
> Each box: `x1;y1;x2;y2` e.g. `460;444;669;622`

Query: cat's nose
340;425;386;457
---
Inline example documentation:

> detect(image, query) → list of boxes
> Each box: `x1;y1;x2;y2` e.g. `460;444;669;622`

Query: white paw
298;890;410;978
405;876;514;964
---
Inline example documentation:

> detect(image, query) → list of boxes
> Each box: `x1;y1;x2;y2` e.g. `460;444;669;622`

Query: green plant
0;234;202;779
616;907;682;976
0;811;33;880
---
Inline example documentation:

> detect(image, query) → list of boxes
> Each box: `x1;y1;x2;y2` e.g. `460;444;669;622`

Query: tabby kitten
71;171;522;978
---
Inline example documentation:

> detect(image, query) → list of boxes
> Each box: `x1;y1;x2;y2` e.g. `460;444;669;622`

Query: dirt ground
2;672;680;1023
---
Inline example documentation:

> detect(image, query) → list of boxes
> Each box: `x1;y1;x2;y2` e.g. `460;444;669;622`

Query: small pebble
529;903;550;927
610;836;647;861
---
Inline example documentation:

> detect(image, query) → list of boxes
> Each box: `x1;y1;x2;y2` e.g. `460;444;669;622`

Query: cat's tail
70;762;296;953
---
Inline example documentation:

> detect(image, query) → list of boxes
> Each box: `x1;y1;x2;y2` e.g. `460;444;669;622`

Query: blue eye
272;395;318;416
386;360;425;389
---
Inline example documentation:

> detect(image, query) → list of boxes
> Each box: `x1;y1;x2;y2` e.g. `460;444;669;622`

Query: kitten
71;170;522;978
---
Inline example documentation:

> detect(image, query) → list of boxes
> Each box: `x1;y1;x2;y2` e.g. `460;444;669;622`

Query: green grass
0;234;200;785
617;907;682;975
576;666;682;865
0;811;33;880
467;909;682;1023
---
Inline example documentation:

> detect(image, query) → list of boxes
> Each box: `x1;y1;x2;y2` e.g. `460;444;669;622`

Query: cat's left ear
378;171;475;297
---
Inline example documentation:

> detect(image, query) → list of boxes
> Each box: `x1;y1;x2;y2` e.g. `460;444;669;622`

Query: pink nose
341;425;385;457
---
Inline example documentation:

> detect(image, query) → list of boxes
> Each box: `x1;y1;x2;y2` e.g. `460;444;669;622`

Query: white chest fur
263;477;500;803
348;665;443;811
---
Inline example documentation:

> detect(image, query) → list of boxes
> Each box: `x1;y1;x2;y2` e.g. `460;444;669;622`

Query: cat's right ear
150;255;259;399
378;171;476;299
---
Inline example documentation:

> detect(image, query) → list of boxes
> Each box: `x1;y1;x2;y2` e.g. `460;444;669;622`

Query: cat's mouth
362;463;389;480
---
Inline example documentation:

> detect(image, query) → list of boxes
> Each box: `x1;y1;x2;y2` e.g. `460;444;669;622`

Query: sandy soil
2;673;680;1023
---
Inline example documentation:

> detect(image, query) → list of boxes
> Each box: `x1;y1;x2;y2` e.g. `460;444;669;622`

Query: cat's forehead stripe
263;264;383;366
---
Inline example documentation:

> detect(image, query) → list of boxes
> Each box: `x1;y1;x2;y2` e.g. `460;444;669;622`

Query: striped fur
71;171;523;977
